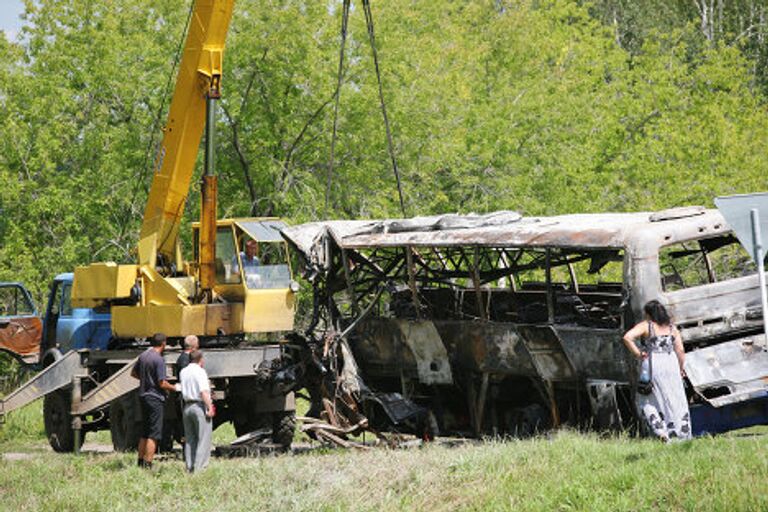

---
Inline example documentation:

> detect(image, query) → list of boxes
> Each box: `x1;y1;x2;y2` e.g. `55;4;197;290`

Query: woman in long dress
622;300;691;441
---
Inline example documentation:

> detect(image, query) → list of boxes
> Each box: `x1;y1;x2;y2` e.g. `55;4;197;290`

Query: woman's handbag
637;351;653;395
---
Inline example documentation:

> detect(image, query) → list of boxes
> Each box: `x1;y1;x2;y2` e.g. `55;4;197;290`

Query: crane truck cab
79;218;298;345
39;274;111;365
192;218;297;332
0;278;110;367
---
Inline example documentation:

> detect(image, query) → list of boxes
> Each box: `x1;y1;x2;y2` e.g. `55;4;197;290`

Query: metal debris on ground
215;428;288;458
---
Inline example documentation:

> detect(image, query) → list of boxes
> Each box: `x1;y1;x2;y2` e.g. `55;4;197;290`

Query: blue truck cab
40;273;111;363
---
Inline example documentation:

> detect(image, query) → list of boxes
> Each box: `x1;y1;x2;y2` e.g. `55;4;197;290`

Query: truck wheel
271;411;296;448
109;394;141;452
44;390;83;452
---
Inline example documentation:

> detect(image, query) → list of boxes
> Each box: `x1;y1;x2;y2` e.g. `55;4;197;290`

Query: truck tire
40;348;63;369
271;411;296;448
109;394;141;452
44;390;84;452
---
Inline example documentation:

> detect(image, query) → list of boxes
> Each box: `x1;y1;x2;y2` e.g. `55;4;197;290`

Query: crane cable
325;0;407;219
324;0;351;219
362;0;407;218
118;1;196;250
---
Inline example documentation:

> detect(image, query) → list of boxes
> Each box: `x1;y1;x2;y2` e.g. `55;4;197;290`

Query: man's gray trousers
183;403;212;472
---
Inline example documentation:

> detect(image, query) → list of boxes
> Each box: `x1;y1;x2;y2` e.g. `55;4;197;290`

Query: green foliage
587;0;768;93
0;0;767;300
0;0;190;300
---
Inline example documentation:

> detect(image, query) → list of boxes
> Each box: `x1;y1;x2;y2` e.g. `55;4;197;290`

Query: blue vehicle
38;273;112;367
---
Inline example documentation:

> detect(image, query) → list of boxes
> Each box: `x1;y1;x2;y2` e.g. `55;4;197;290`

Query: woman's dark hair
644;300;671;325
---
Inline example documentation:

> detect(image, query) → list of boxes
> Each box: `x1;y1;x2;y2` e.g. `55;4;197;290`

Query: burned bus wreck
282;207;768;438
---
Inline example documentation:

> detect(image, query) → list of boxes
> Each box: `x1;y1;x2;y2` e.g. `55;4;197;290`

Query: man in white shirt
179;350;214;472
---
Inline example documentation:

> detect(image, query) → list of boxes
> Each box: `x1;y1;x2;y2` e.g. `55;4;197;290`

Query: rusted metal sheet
354;319;540;377
0;283;42;362
515;325;576;381
0;317;41;360
394;320;453;385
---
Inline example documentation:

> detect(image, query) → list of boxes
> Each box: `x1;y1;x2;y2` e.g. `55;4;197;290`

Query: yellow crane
71;0;296;342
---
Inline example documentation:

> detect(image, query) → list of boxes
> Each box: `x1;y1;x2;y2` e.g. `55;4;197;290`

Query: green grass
0;402;46;448
0;402;766;511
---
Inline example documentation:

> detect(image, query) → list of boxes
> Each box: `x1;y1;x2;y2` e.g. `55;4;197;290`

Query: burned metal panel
353;319;540;378
685;336;768;407
555;327;630;382
354;320;624;384
394;320;453;385
586;380;624;430
433;321;539;377
339;220;629;251
281;209;732;265
515;325;577;381
665;276;763;339
352;319;419;379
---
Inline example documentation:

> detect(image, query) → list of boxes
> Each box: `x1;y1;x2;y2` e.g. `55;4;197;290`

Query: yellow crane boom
139;0;234;271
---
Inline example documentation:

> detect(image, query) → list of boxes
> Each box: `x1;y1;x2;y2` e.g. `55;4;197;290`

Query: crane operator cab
233;239;261;286
192;218;297;334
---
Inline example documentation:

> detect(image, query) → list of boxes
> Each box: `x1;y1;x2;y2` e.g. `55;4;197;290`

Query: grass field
0;403;766;512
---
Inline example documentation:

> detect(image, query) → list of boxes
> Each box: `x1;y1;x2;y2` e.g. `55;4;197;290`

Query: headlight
289;280;300;293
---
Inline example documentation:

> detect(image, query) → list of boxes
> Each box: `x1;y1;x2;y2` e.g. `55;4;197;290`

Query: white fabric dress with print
636;324;692;440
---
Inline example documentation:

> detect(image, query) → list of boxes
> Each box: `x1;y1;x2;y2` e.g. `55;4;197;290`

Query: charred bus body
283;207;768;437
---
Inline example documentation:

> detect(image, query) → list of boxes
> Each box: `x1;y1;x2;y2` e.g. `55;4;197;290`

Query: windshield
236;240;292;290
659;234;760;292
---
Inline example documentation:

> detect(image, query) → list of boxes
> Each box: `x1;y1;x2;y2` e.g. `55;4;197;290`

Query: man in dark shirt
131;332;177;469
174;334;199;448
175;334;199;377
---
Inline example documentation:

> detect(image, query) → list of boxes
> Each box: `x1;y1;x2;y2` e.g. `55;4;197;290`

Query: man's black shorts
140;395;164;441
